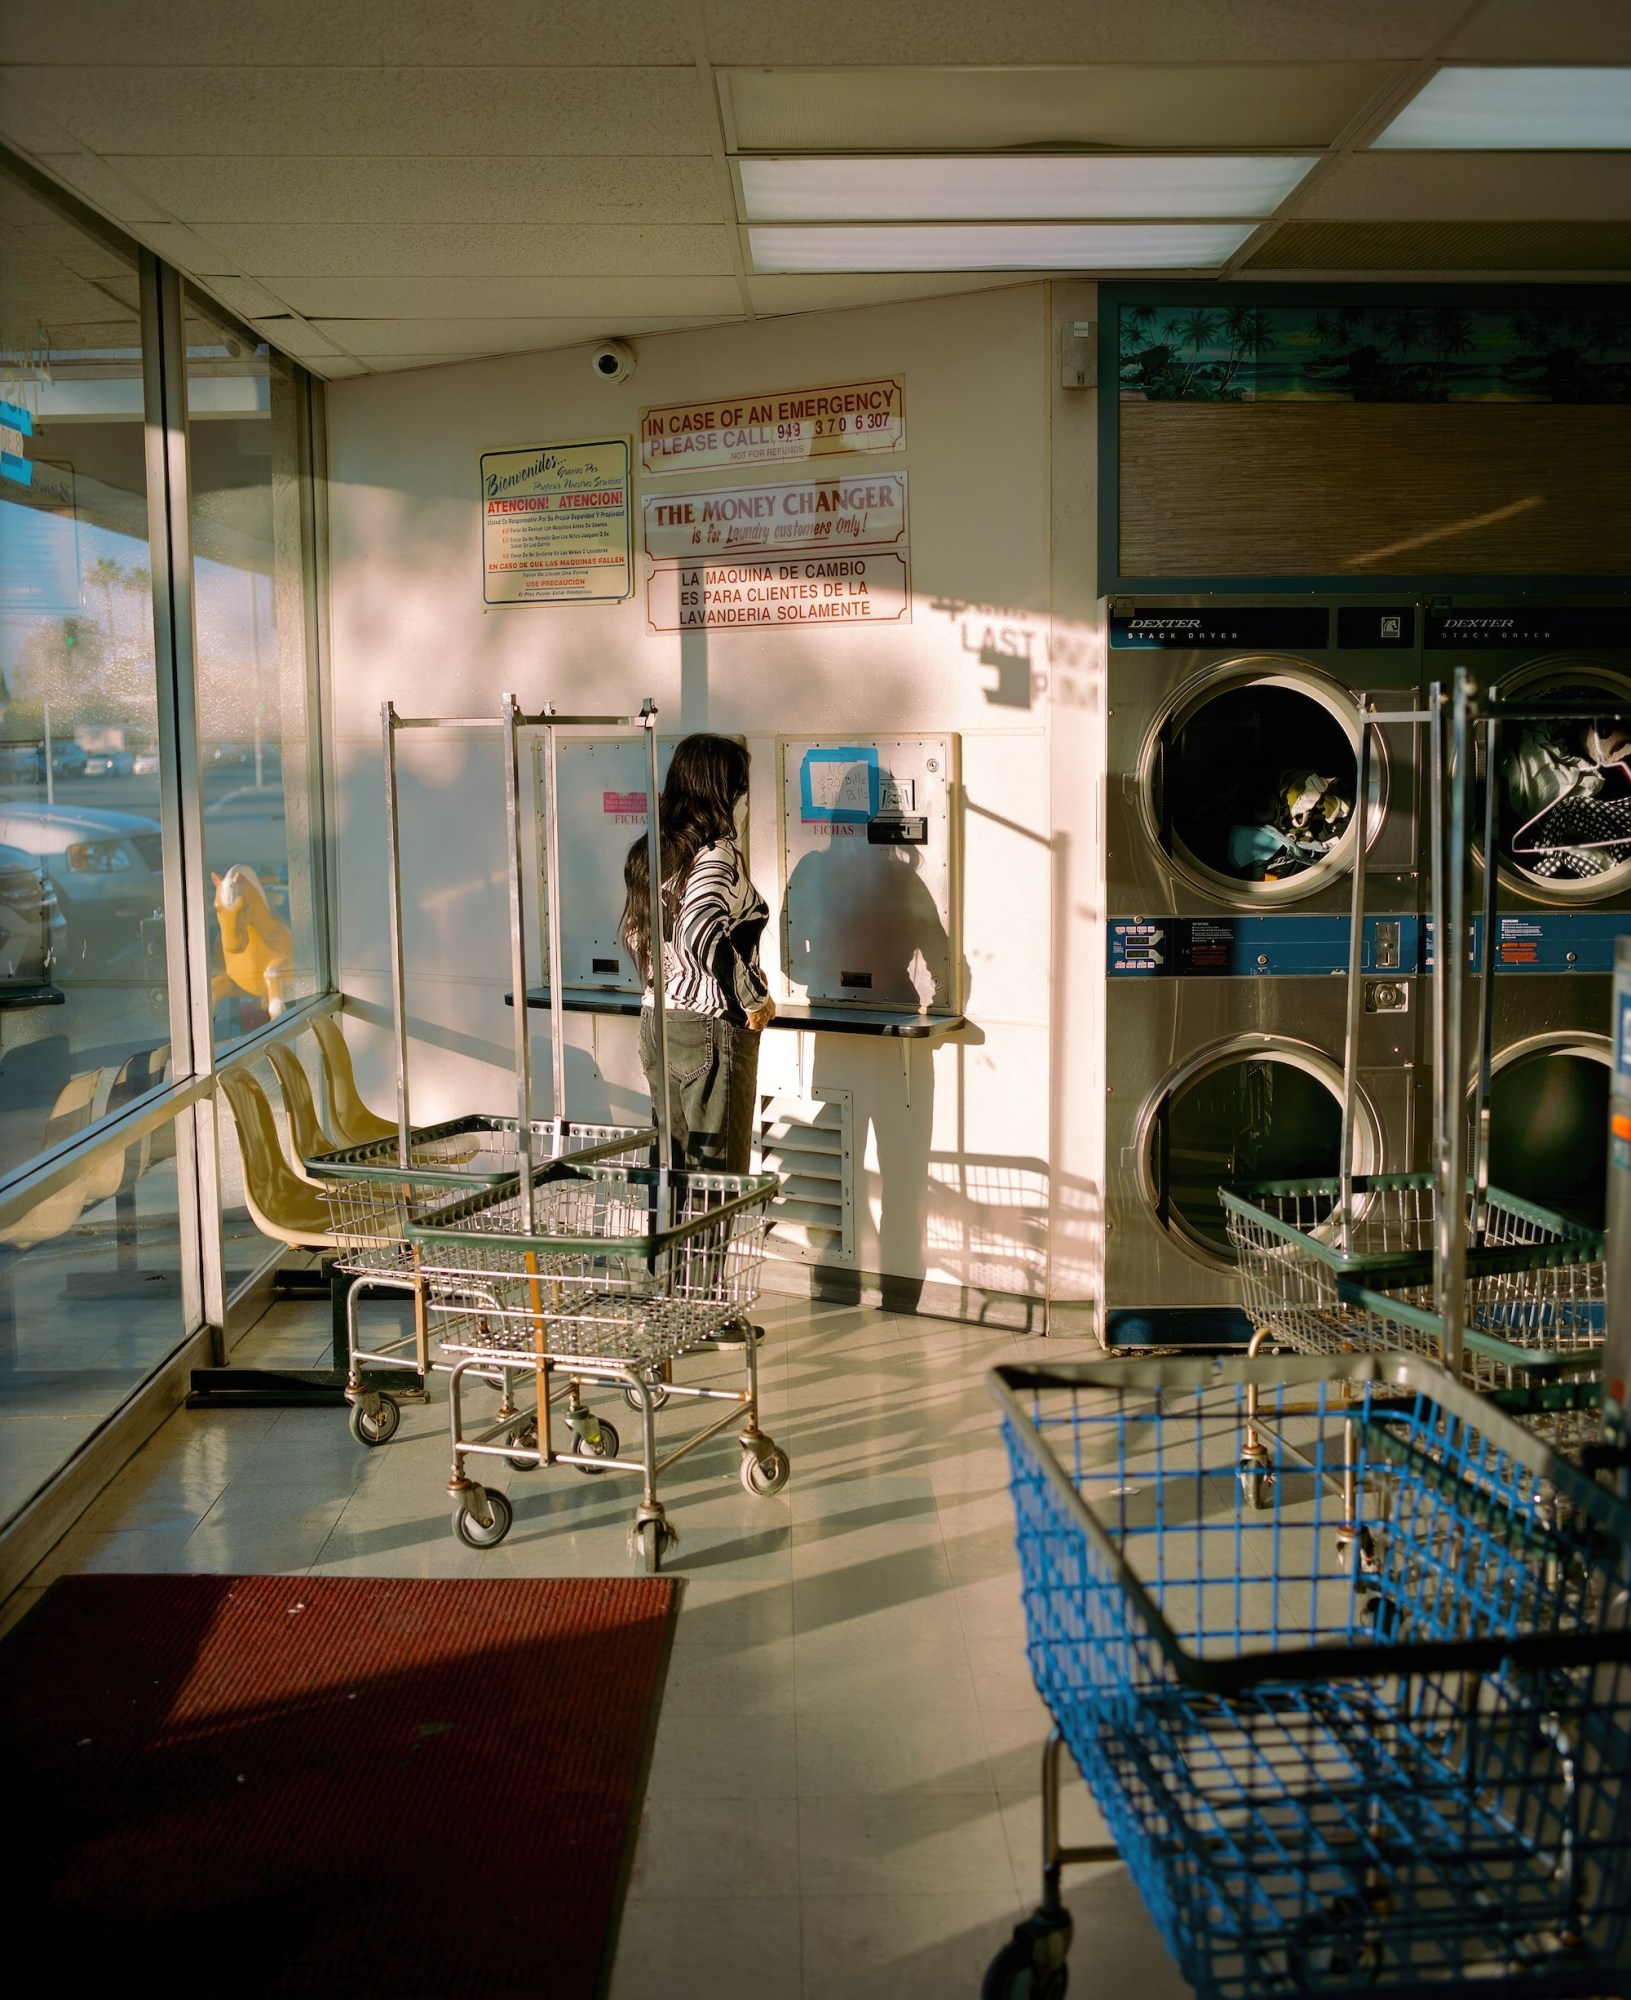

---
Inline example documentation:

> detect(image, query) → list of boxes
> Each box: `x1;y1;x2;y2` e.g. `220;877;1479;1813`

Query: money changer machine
779;736;961;1015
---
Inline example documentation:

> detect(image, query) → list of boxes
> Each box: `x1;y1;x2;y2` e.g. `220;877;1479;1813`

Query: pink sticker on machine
603;791;647;816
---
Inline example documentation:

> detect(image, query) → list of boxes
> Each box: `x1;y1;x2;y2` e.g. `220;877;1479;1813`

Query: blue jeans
639;1007;760;1174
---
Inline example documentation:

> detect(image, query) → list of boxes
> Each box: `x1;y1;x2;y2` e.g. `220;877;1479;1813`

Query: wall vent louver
758;1088;855;1268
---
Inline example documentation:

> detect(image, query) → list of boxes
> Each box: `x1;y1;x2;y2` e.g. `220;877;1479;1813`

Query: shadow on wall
783;761;971;1311
330;362;1104;1290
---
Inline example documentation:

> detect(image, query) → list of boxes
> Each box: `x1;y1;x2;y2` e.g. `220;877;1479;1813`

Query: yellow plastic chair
0;1068;106;1251
217;1067;338;1252
82;1044;172;1209
312;1015;395;1148
266;1040;342;1186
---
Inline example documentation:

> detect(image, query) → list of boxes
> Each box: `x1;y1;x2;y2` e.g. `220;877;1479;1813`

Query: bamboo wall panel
1119;402;1631;577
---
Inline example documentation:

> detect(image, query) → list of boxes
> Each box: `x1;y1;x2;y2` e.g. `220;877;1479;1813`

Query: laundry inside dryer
1158;1054;1345;1253
1491;683;1631;891
1158;683;1358;885
1486;1049;1608;1231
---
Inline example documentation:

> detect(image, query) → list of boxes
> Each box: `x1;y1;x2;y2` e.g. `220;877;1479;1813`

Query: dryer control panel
1109;915;1420;978
1423;911;1630;976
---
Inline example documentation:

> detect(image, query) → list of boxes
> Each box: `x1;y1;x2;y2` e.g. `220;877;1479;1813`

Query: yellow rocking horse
211;864;294;1016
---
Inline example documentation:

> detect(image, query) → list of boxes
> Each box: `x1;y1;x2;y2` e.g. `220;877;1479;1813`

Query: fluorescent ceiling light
748;223;1255;272
738;156;1316;222
1373;66;1631;148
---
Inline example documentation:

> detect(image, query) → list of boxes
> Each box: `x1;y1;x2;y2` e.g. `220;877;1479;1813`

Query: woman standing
623;734;775;1173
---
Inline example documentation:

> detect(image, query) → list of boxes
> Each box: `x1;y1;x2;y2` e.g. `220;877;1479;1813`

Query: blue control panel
1109;915;1418;977
1109;910;1629;977
1423;911;1630;976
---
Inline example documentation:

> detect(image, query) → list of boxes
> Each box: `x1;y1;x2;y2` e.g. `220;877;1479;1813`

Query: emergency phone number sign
639;376;904;477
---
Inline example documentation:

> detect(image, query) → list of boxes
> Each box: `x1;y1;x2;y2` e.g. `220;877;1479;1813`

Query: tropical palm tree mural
1120;300;1627;403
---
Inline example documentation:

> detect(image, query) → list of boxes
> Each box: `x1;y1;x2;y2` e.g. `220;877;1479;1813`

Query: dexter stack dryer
1103;594;1426;1340
1425;596;1631;1233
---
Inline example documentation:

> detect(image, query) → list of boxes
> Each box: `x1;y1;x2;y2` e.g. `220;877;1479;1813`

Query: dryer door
1138;659;1396;910
1484;660;1631;906
1139;1037;1379;1266
1483;1033;1610;1231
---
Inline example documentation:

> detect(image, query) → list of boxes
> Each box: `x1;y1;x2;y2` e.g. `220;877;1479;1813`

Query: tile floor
8;1290;1189;1999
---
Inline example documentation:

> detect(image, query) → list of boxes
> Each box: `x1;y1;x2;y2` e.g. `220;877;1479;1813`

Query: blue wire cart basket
985;1354;1631;2000
405;1161;784;1570
306;1115;652;1448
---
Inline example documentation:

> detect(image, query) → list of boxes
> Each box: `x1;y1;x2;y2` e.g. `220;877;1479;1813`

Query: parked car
0;840;66;987
0;741;89;782
0;802;165;968
82;749;136;778
130;750;161;776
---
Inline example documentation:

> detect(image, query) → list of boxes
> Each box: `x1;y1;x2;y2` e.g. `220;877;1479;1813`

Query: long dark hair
622;733;749;980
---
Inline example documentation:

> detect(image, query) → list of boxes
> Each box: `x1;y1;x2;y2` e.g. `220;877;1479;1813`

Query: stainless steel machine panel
1104;976;1422;1315
1107;595;1423;920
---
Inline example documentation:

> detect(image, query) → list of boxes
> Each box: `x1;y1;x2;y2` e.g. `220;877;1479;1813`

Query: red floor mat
0;1572;678;1996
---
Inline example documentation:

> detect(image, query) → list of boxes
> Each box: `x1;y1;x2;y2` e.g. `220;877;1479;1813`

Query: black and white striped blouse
650;838;771;1025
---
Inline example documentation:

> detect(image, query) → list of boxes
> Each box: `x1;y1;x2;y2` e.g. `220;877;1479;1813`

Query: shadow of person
781;773;968;1312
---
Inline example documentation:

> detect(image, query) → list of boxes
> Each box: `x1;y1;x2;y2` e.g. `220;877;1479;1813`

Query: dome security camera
590;339;635;384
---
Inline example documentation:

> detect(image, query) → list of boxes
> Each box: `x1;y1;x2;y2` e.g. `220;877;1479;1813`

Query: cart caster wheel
453;1488;513;1550
568;1416;620;1473
1337;1525;1377;1572
982;1910;1071;2000
740;1445;790;1497
1289;1896;1382;1985
629;1518;676;1574
505;1422;539;1471
349;1395;400;1448
622;1378;670;1414
1238;1462;1274;1511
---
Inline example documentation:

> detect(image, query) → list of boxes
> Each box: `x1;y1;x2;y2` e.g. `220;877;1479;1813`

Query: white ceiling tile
0;77;82;154
125;219;243;271
0;1;697;66
1297;152;1631;221
197;274;295;319
187;223;735;278
706;1;1461;64
348;355;486;373
1449;0;1631;61
747;272;1032;313
305;354;370;378
7;66;709;157
245;315;344;358
102;154;724;227
312;315;734;356
722;64;1405;151
262;275;744;318
32;151;171;221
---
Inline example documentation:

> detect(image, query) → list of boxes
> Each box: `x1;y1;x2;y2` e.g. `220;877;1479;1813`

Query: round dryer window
1144;1040;1373;1262
1483;1037;1609;1231
1485;664;1631;904
1142;661;1384;906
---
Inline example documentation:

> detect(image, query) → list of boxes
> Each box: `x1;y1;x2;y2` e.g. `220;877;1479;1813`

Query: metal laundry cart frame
315;696;670;1430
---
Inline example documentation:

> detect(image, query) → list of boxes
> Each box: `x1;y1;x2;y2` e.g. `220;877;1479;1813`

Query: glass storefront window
0;1119;189;1526
0;160;171;1183
185;297;321;1051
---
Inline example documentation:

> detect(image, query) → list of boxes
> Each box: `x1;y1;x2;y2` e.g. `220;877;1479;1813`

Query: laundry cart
984;1354;1631;2000
405;1159;784;1570
311;1115;651;1445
